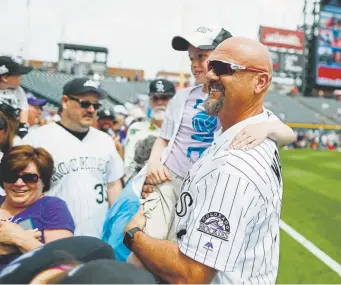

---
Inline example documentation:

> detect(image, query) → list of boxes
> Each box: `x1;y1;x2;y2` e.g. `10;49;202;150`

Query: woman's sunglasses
67;95;102;110
208;60;268;76
3;173;40;184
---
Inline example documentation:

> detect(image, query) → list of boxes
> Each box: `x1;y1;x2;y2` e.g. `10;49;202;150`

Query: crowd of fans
289;129;341;150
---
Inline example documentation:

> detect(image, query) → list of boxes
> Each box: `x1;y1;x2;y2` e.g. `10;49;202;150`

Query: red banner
259;26;305;50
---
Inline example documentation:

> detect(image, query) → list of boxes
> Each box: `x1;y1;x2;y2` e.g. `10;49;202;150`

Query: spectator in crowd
23;78;124;238
0;56;32;138
124;79;175;181
0;101;22;197
0;145;75;271
113;105;129;144
0;102;22;155
26;93;47;131
97;107;124;159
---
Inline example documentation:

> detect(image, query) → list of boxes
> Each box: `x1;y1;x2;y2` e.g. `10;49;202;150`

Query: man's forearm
132;231;188;284
107;180;123;206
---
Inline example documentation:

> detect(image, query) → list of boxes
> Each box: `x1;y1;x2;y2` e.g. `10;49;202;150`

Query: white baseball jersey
0;87;29;110
23;123;125;238
175;110;283;284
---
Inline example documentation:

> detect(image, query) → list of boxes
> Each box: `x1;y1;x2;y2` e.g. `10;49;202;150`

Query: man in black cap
23;77;125;238
96;106;124;159
124;79;175;181
0;56;33;138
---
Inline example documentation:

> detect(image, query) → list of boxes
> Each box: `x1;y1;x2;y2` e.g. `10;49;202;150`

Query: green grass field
277;149;341;284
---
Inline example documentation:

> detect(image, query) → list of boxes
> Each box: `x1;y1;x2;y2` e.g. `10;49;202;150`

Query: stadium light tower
302;0;321;96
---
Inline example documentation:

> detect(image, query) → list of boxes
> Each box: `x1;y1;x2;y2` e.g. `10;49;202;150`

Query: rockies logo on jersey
197;212;230;241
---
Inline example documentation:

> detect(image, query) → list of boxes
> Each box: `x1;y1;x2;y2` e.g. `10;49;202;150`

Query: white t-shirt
0;87;29;111
165;87;220;178
23;123;125;238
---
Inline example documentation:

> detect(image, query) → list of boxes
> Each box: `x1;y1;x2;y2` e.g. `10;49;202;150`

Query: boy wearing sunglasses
127;26;295;265
23;77;125;238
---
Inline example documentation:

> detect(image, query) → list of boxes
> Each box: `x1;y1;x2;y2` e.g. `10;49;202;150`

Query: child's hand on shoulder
229;122;269;150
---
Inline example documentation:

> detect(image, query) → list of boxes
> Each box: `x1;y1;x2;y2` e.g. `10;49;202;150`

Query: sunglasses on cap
208;60;268;76
3;172;40;184
67;95;102;110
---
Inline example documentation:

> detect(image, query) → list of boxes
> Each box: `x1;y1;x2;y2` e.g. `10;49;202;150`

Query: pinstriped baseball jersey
23;123;124;238
175;110;283;284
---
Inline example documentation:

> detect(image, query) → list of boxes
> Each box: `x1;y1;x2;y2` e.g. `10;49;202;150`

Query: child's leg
127;171;183;267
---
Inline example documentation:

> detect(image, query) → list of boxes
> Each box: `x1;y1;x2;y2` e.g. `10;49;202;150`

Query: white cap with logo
172;25;232;51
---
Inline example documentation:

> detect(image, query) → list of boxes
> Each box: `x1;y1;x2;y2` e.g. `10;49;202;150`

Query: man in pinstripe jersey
124;37;283;284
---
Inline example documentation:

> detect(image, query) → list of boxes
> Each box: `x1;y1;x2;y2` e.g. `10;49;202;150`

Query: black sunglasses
208;60;267;76
67;95;102;110
3;172;40;184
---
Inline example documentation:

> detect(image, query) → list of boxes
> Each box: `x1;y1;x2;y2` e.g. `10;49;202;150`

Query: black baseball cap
0;236;115;284
149;79;176;97
0;56;32;76
59;259;157;284
97;107;116;120
172;26;232;51
63;77;109;100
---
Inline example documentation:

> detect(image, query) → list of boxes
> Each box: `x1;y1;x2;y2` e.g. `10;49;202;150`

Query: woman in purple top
0;145;75;271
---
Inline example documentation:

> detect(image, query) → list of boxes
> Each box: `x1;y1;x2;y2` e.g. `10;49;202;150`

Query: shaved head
213;37;273;75
205;37;273;130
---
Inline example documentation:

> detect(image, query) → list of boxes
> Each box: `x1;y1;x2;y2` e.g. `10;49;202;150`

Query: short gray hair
134;135;157;172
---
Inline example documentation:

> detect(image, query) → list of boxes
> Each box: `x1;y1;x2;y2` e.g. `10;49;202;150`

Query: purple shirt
0;196;75;271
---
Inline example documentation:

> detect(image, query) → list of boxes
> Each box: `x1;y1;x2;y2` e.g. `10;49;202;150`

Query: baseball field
277;149;341;284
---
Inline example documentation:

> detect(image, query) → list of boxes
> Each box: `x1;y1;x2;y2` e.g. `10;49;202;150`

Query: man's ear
0;75;8;83
254;73;271;94
61;95;69;110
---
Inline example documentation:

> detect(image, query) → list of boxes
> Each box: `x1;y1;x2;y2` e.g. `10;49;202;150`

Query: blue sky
0;0;305;78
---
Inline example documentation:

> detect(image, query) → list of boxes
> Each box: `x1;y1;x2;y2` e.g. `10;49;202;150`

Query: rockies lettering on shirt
175;109;283;284
23;123;125;238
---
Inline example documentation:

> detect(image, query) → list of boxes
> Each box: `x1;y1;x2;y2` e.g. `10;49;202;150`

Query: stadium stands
264;92;340;125
20;71;341;127
296;96;341;124
21;71;149;106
